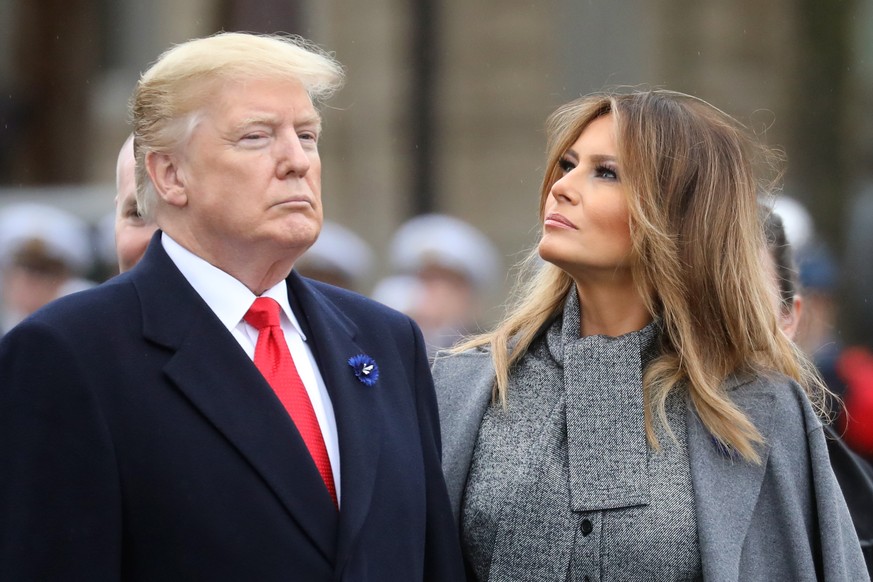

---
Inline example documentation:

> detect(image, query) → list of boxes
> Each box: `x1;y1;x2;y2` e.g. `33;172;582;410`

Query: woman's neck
573;277;652;338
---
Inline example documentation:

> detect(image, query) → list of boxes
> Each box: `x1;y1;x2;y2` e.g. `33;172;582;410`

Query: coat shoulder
431;348;495;428
431;348;492;386
731;372;822;439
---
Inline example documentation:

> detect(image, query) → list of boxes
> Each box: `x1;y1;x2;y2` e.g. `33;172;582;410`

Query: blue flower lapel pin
348;354;379;387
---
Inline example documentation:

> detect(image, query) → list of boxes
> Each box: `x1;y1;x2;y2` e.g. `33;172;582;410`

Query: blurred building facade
1;0;872;340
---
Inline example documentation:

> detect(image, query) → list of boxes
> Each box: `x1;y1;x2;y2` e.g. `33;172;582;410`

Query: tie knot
244;297;282;330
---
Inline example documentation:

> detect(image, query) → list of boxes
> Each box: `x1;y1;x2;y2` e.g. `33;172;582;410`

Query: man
0;202;94;334
0;32;463;580
114;133;158;272
387;213;501;359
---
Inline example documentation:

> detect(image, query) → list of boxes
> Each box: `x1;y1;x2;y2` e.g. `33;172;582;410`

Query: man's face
168;77;323;269
115;138;157;272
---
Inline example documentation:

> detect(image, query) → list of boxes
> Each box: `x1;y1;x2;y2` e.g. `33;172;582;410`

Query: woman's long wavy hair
453;89;829;463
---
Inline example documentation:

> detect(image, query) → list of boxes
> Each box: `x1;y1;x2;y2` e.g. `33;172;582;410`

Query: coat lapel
286;274;383;569
432;349;496;522
687;376;776;582
131;236;338;560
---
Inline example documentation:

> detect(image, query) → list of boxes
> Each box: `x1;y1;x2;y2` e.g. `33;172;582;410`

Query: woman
433;89;868;581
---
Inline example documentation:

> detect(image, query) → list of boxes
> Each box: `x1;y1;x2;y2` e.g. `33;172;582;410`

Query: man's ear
146;151;188;208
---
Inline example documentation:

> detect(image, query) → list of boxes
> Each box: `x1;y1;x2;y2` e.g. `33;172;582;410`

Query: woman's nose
550;174;577;203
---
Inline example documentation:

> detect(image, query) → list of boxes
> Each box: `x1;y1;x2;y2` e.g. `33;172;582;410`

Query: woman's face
538;114;633;280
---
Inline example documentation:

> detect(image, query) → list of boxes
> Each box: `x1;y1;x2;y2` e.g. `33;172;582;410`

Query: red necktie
244;297;337;507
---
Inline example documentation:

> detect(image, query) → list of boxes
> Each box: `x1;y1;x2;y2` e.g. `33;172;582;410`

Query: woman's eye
595;164;618;180
558;158;575;174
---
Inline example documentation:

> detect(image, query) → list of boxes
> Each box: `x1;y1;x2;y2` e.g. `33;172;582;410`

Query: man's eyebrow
232;114;279;132
233;113;323;131
298;114;323;130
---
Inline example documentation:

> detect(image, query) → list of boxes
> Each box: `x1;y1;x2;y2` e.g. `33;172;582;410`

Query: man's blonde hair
131;32;344;219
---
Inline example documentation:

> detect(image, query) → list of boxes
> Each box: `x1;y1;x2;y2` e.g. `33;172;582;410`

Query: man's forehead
232;110;322;127
207;79;320;123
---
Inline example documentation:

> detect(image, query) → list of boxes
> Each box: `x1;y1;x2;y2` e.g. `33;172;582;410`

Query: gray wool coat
433;349;870;582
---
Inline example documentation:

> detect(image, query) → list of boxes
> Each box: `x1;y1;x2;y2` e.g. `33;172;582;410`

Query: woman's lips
544;212;577;229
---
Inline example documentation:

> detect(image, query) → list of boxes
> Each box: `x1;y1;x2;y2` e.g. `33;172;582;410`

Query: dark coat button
580;518;593;536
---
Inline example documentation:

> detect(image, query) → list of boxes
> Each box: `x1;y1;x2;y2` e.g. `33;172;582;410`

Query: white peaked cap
770;196;814;251
389;213;500;291
298;220;374;283
371;275;424;314
0;202;93;273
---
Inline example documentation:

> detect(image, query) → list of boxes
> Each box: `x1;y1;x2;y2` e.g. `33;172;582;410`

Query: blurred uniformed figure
387;213;501;358
295;220;374;292
371;274;425;317
771;196;842;389
0;202;95;334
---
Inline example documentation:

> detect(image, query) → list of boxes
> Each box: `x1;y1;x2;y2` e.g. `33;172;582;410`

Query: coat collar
130;234;384;566
434;349;498;523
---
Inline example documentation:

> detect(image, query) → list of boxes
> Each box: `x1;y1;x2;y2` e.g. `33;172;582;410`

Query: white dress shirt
161;233;341;503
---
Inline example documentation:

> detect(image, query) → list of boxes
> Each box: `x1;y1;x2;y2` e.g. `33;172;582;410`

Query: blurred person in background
295;220;373;292
773;196;842;391
773;196;873;462
0;31;463;580
433;89;867;580
114;133;158;273
763;205;873;572
388;213;501;359
0;202;94;334
371;274;425;317
93;133;159;279
94;211;120;280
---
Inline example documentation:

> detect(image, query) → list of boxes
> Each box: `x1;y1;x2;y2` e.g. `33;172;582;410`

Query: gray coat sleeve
807;418;871;581
692;376;870;581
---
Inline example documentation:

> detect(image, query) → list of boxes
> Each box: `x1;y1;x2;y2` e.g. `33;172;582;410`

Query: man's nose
275;133;311;177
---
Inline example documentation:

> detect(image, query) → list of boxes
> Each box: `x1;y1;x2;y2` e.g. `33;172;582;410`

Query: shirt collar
161;232;306;339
